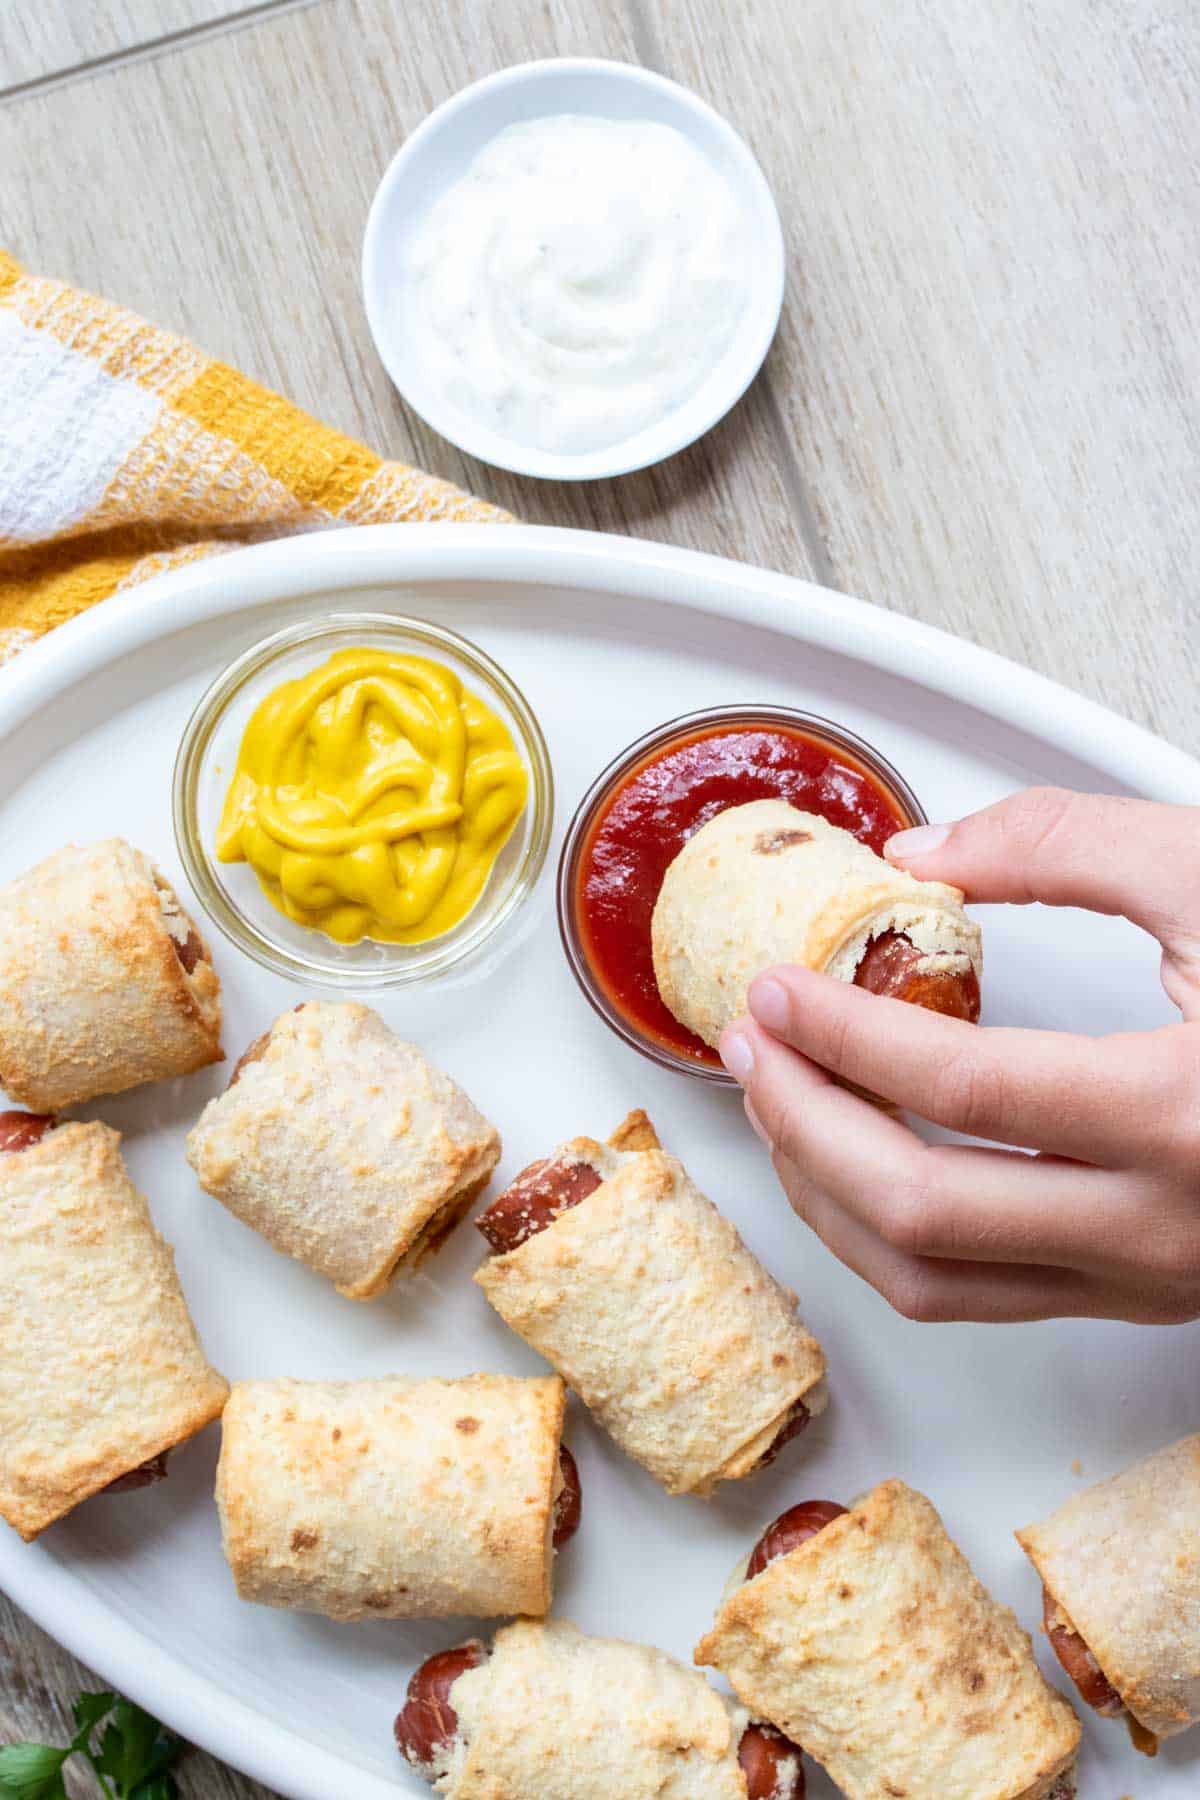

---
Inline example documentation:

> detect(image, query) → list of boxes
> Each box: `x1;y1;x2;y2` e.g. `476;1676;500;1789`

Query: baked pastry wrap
475;1116;826;1496
652;799;981;1046
0;1121;229;1540
434;1618;754;1799
695;1479;1080;1800
0;839;221;1110
186;1001;500;1299
215;1373;567;1620
1017;1433;1200;1745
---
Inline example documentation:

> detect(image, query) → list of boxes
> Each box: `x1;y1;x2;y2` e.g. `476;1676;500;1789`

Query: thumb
885;787;1200;1006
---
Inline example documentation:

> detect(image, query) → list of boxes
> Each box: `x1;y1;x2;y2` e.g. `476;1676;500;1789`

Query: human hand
718;787;1200;1324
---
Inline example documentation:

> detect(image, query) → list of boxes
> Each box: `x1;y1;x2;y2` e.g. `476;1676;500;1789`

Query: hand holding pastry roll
1017;1433;1200;1755
696;1479;1080;1800
394;1618;805;1799
475;1111;826;1496
0;840;221;1111
186;1001;500;1299
720;789;1200;1326
215;1374;576;1620
651;798;982;1047
0;1121;228;1540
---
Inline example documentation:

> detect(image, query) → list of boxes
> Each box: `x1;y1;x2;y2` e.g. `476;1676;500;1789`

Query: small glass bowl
556;705;926;1082
174;613;553;988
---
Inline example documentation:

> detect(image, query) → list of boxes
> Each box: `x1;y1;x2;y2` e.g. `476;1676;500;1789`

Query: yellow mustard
216;648;528;945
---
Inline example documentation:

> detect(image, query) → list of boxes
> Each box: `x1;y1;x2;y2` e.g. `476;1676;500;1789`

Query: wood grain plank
0;1591;280;1797
0;0;816;585
652;0;1200;754
0;0;265;92
0;4;814;1792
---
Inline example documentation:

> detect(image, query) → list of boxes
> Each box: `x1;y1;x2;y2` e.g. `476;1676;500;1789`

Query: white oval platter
0;524;1197;1800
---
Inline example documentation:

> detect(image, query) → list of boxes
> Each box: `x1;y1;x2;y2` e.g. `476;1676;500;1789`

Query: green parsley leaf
2;1689;181;1800
71;1692;116;1743
0;1743;69;1800
94;1697;181;1799
128;1776;178;1800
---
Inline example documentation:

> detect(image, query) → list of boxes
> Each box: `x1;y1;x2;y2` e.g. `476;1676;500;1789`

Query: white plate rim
0;521;1196;1800
1;524;1196;801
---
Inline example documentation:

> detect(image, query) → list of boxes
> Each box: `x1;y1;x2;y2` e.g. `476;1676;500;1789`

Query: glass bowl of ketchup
556;706;926;1082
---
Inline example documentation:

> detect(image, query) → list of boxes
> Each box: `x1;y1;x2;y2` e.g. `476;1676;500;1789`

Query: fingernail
745;1098;770;1146
748;977;789;1034
720;1030;755;1085
885;821;951;863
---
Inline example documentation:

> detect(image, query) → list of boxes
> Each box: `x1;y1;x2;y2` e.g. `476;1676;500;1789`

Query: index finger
747;963;1183;1165
885;788;1200;954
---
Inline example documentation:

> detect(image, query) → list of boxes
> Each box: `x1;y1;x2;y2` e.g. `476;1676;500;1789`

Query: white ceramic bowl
361;58;785;481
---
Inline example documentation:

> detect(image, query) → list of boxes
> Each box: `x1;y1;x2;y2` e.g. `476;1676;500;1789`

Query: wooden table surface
1;0;1197;1791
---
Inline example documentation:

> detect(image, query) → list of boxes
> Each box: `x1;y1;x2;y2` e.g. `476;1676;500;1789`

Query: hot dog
652;800;983;1050
215;1374;571;1620
477;1156;817;1491
553;1444;582;1550
481;1172;820;1505
475;1111;665;1258
229;1027;273;1085
188;1002;500;1299
104;1451;171;1494
0;1111;55;1154
475;1113;827;1498
228;1004;308;1087
0;1120;228;1540
0;1123;176;1504
745;1500;848;1579
697;1480;1081;1800
0;840;222;1112
1042;1588;1123;1716
481;1156;811;1479
153;872;211;983
738;1723;805;1800
173;928;205;975
1017;1434;1200;1755
476;1154;602;1254
395;1620;803;1798
853;929;981;1021
0;1118;174;1500
749;1402;812;1475
395;1641;488;1776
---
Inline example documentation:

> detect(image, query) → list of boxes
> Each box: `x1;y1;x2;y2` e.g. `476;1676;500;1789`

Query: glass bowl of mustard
173;613;553;987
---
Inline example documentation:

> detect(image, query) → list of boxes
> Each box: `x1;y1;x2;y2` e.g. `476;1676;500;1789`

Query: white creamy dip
406;115;749;456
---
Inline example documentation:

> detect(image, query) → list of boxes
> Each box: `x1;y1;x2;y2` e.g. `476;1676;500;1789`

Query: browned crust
187;1004;501;1302
477;1141;826;1497
0;842;223;1110
1021;1483;1194;1749
396;1169;497;1281
697;1480;1080;1799
13;1390;228;1542
0;1121;229;1539
216;1374;565;1619
606;1109;661;1153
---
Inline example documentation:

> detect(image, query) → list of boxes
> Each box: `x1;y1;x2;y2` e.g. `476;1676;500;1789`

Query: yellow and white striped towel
0;251;508;668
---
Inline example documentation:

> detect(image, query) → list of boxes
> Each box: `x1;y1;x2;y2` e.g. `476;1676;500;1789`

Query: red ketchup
575;724;911;1067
